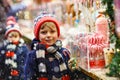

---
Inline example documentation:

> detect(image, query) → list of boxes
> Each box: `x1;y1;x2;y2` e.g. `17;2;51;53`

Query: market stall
17;0;119;80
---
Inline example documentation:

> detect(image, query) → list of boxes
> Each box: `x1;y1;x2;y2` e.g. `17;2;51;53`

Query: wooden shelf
79;67;119;80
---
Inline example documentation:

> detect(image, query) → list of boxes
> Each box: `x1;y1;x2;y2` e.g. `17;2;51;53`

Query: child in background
0;24;29;80
24;13;71;80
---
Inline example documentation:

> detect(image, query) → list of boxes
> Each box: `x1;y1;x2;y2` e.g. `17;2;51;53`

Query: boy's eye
51;30;56;33
40;31;47;34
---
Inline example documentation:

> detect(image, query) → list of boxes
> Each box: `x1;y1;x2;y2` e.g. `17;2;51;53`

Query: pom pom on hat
7;16;16;22
5;24;22;37
33;12;60;40
6;16;17;26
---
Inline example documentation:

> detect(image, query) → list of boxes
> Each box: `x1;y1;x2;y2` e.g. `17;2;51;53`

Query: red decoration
61;75;70;80
43;0;51;2
13;41;19;45
38;77;48;80
90;60;95;68
96;59;105;68
11;69;19;76
90;59;105;69
6;51;15;57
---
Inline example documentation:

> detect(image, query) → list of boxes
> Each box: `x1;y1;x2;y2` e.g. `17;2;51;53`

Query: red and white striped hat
33;13;60;40
5;24;22;37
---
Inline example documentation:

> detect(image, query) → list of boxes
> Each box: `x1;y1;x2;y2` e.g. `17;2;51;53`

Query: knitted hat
5;24;22;37
6;16;17;25
34;13;60;40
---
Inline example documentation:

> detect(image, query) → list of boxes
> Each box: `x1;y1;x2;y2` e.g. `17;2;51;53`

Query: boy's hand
68;58;77;71
47;45;58;54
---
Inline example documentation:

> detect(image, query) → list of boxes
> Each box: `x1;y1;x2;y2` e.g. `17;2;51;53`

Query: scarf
4;39;24;78
36;40;68;78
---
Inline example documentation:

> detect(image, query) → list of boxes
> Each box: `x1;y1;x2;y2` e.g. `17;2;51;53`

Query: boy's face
7;31;20;42
39;25;58;46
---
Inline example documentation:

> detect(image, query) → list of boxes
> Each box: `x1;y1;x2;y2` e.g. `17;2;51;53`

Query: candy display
65;30;109;71
87;33;108;69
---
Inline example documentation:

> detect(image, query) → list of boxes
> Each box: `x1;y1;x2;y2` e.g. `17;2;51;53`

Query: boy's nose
46;32;51;36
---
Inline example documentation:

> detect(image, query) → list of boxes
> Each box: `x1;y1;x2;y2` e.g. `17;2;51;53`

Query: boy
0;24;29;80
24;13;71;80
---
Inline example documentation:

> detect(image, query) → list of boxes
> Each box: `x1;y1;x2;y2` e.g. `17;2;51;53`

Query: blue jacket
0;40;29;80
24;47;70;80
